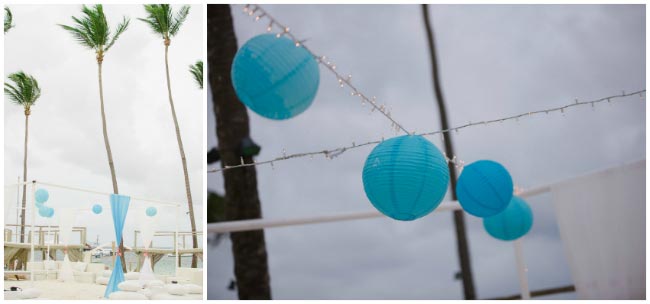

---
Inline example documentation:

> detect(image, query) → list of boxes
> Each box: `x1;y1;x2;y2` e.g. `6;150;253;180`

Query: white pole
514;239;531;299
175;205;180;274
16;176;20;235
30;181;35;282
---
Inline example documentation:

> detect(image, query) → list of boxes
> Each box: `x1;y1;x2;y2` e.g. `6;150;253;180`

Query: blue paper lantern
146;207;157;217
38;206;54;218
35;189;49;204
456;160;513;217
231;34;320;120
362;135;449;221
92;204;103;214
483;196;533;241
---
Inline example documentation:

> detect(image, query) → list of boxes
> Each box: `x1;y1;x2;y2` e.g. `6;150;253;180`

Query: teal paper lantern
456;160;513;217
231;34;320;120
35;189;49;204
92;204;103;214
146;207;157;217
38;206;54;218
362;135;449;221
483;196;533;241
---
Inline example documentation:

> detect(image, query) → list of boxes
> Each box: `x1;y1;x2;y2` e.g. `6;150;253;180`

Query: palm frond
139;4;189;39
4;71;41;108
169;5;189;37
4;6;13;33
60;4;129;54
105;16;129;52
189;60;203;89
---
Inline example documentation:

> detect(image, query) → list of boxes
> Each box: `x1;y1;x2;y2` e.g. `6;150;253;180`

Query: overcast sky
207;4;645;300
4;4;204;248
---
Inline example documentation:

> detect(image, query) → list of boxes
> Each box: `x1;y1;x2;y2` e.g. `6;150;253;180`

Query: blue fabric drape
104;194;130;298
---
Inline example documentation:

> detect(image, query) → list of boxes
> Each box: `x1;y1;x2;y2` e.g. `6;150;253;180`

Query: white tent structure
208;160;645;300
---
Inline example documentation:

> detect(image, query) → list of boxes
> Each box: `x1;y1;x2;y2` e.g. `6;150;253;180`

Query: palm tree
208;5;271;299
138;4;199;268
189;60;203;89
59;4;129;272
5;7;13;33
5;71;41;244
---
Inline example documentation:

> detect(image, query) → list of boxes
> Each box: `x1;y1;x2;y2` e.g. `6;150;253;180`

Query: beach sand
5;280;106;300
4;279;203;300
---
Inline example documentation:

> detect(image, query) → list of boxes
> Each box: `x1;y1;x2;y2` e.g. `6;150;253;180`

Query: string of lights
208;89;645;173
242;4;411;135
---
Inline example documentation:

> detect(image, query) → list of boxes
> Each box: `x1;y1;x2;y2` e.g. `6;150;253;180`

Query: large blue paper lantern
231;34;320;120
362;135;449;221
92;204;103;214
146;207;157;217
483;196;533;241
35;189;49;204
456;160;513;217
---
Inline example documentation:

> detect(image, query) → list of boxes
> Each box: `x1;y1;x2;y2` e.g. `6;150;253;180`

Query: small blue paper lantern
362;135;449;221
456;160;513;217
146;207;157;217
231;34;320;120
35;189;49;204
38;206;54;218
92;204;103;214
483;196;533;241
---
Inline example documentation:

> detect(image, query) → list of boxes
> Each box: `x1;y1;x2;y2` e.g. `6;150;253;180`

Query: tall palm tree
208;5;271;299
59;4;129;272
189;60;203;89
5;7;13;33
5;71;41;244
138;4;199;268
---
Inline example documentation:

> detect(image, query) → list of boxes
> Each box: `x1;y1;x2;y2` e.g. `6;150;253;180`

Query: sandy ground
5;280;106;300
4;280;203;300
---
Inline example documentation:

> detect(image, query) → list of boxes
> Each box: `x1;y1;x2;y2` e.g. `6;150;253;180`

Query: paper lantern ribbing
483;196;533;241
35;189;49;204
92;204;103;214
362;135;449;221
456;160;513;217
231;34;320;120
146;207;157;217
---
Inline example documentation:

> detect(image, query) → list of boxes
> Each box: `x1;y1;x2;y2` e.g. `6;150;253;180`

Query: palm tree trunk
208;4;272;299
97;59;126;273
163;43;199;268
19;112;29;244
421;4;476;299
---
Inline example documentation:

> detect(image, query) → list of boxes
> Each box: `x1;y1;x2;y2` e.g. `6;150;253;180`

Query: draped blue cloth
104;194;130;298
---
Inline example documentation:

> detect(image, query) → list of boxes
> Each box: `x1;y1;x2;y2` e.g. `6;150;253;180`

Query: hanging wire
208;89;645;173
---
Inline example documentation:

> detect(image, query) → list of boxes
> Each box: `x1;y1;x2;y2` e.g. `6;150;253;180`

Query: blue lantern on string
456;160;513;217
362;135;449;221
231;34;320;120
92;204;103;215
35;189;49;204
483;196;533;241
146;207;157;217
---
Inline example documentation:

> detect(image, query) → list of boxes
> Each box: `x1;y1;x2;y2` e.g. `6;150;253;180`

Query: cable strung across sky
209;89;645;173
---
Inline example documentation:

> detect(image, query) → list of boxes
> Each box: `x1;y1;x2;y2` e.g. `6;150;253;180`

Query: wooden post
111;241;116;267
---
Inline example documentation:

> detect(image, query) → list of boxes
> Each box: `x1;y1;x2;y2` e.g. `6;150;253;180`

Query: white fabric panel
551;160;645;299
140;215;157;249
139;213;157;283
57;254;74;282
57;208;76;246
